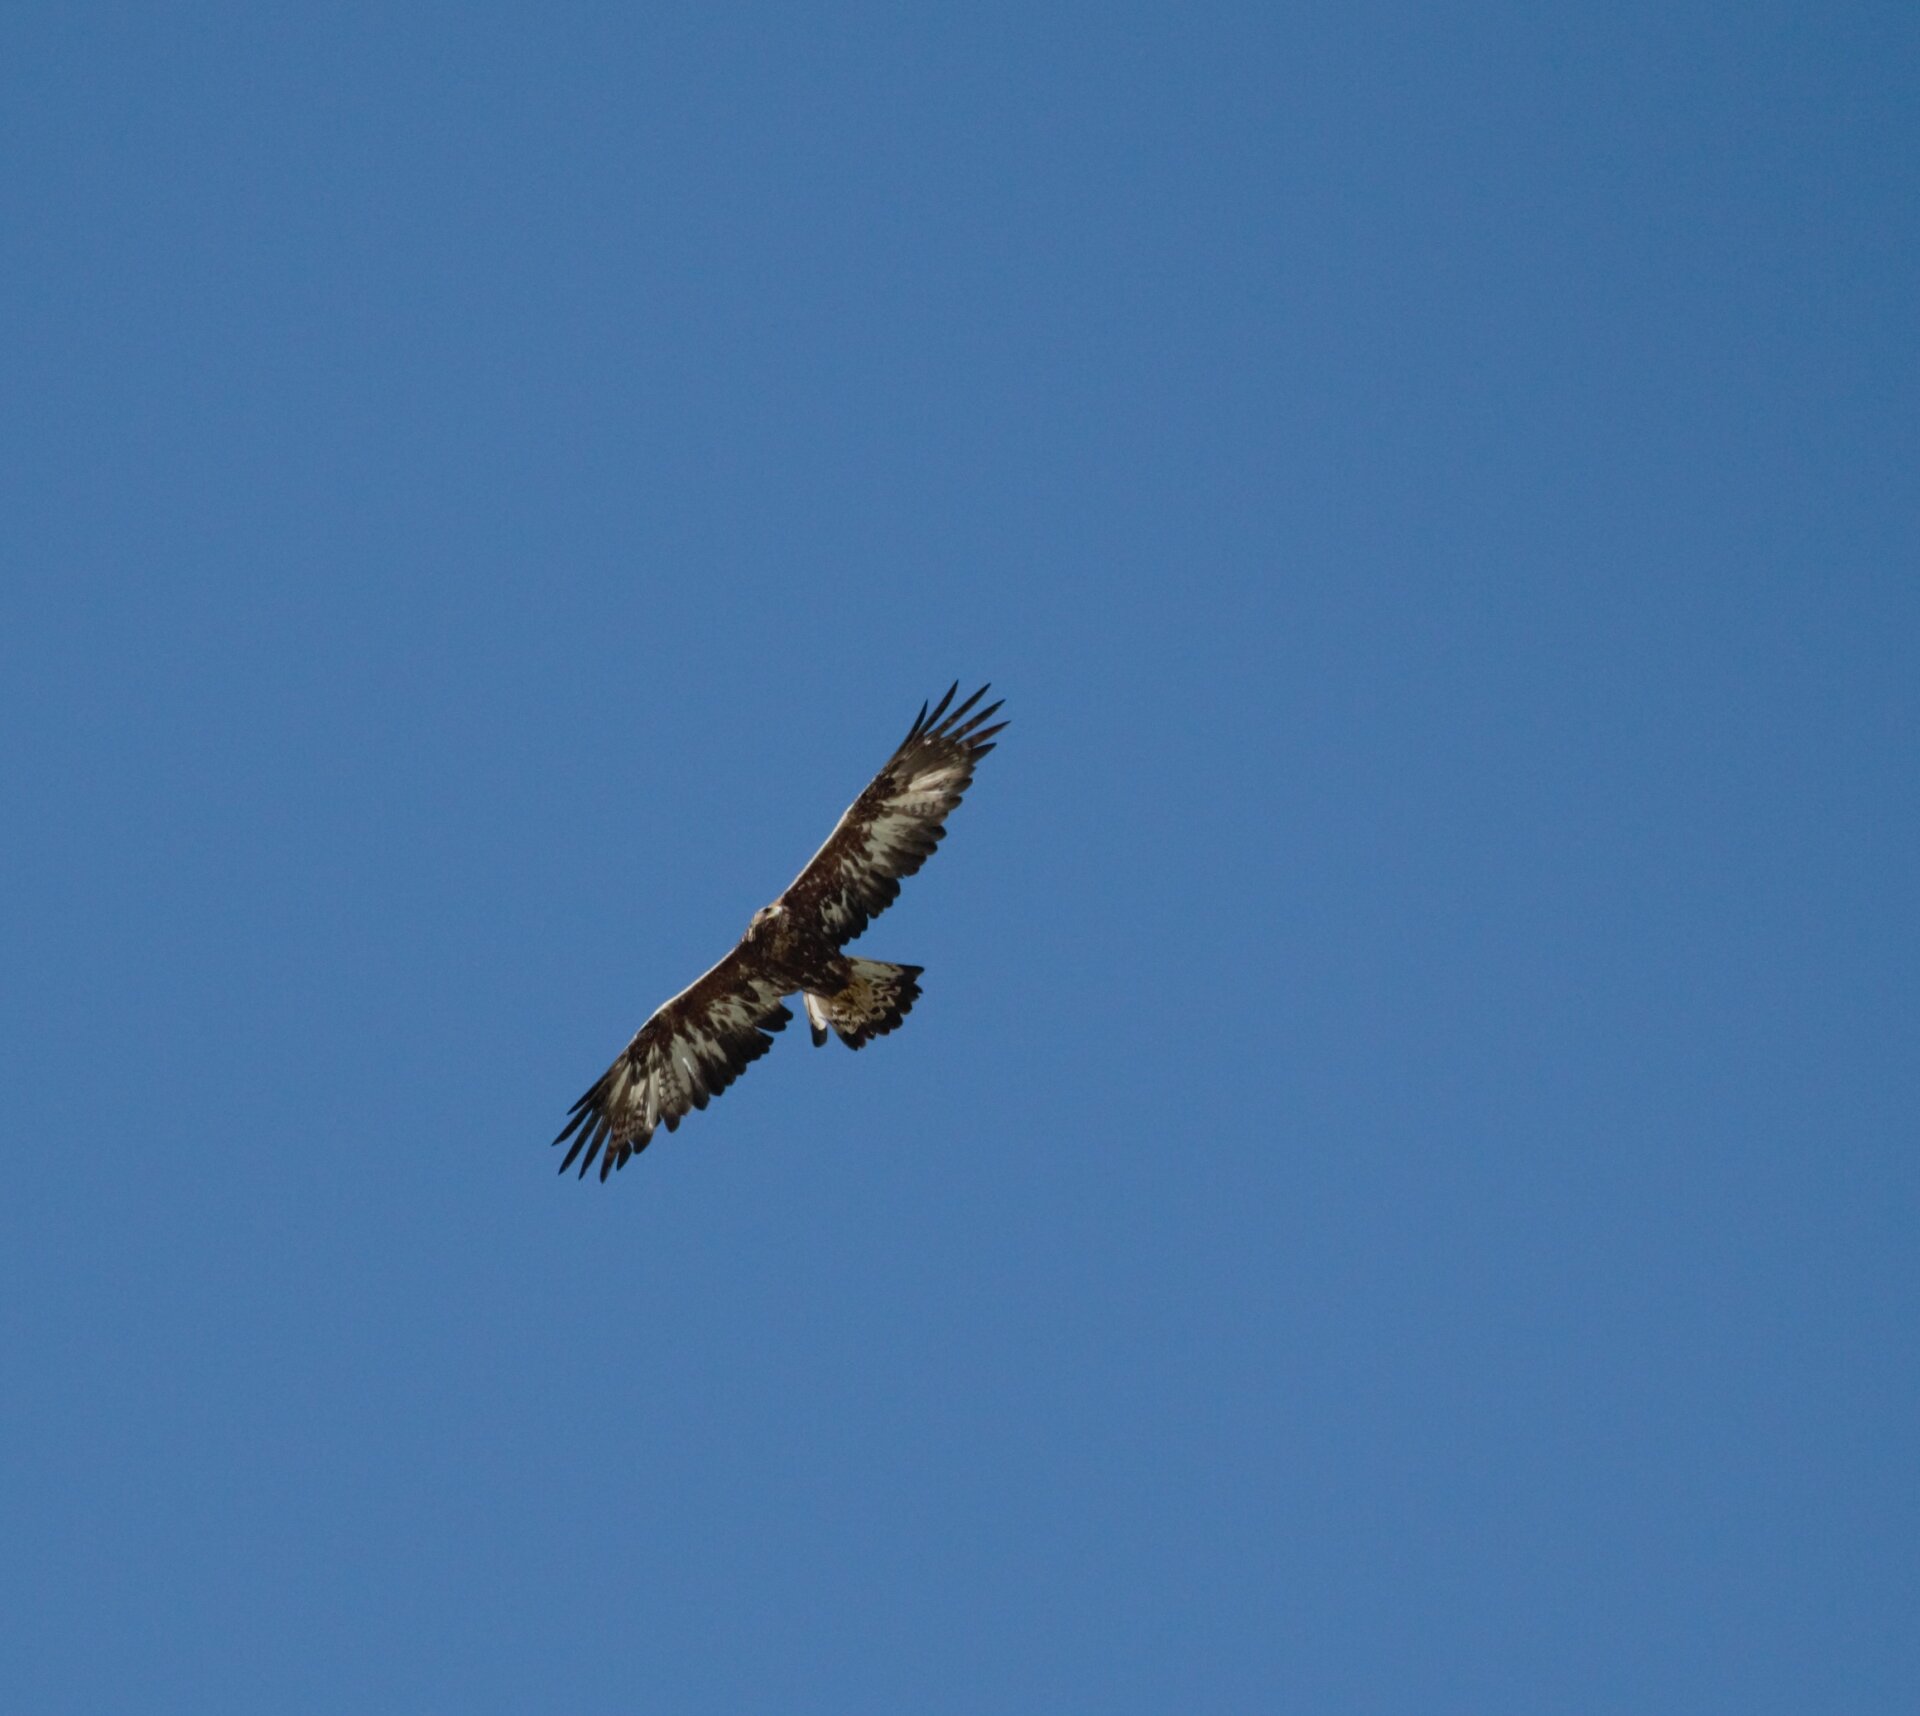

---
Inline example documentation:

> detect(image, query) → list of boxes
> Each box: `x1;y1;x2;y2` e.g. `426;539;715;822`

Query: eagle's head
746;903;785;941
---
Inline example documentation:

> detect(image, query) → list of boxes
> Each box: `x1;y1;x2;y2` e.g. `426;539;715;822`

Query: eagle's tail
804;959;923;1050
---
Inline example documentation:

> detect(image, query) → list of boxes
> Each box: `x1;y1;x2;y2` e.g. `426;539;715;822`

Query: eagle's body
553;683;1006;1180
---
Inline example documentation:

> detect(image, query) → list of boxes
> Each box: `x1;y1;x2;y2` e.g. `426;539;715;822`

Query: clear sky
3;3;1914;1710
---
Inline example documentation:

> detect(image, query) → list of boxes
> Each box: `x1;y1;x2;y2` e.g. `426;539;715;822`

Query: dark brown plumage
553;683;1007;1180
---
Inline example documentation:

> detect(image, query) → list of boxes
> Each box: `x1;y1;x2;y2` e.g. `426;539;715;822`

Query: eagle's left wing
777;682;1007;946
553;945;793;1180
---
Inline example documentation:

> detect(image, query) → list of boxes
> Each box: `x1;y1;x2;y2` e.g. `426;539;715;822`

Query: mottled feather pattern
817;958;923;1049
777;683;1006;945
552;684;1005;1181
553;950;792;1180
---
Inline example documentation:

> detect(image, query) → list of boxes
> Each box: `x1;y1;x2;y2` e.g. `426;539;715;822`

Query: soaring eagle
553;683;1008;1180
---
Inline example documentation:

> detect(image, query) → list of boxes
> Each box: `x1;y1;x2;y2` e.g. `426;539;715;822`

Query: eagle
553;683;1008;1180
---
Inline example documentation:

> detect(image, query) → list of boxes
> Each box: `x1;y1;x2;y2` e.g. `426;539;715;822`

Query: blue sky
3;3;1914;1710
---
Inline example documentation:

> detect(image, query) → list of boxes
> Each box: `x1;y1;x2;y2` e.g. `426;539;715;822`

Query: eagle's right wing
553;946;793;1180
776;683;1007;947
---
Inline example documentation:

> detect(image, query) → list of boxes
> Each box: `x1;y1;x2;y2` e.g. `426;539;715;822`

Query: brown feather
775;683;1005;947
552;685;1006;1181
553;944;792;1174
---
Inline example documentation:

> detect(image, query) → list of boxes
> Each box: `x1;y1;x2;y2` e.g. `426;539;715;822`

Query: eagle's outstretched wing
553;947;793;1180
777;682;1008;946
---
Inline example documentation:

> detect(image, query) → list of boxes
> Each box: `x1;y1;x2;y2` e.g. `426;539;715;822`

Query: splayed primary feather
551;684;1006;1181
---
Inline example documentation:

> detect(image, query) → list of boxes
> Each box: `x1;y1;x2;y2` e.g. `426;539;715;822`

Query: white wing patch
773;684;1005;949
553;684;1005;1184
554;955;794;1179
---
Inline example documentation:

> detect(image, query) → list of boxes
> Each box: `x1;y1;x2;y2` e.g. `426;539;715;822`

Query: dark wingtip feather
556;1107;598;1172
945;683;989;726
951;699;1003;740
591;1112;618;1175
553;1086;596;1142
